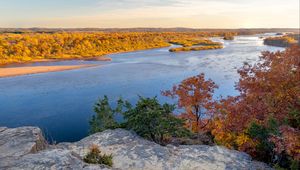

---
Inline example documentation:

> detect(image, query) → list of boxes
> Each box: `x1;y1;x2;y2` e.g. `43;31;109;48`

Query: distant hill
0;27;299;34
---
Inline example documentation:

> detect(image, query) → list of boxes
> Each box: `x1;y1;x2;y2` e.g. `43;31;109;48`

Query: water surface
0;35;283;142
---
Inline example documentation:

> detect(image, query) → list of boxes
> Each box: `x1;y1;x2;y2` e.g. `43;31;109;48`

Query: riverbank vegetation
0;32;169;65
264;35;299;47
0;32;232;64
90;45;300;169
0;31;234;65
3;31;298;65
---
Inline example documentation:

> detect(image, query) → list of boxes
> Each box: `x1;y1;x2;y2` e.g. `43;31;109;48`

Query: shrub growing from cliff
83;145;113;167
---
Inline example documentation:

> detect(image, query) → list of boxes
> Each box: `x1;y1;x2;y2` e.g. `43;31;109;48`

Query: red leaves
270;126;300;161
237;45;300;122
163;46;300;163
211;45;300;162
162;73;218;133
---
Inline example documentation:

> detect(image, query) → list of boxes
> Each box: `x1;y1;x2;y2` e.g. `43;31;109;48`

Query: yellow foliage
0;32;232;65
211;119;257;151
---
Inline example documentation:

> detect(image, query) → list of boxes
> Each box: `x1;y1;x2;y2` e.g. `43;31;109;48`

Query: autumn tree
162;73;218;133
211;45;300;168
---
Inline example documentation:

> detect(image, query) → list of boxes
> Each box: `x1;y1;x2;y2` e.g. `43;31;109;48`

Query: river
0;34;283;142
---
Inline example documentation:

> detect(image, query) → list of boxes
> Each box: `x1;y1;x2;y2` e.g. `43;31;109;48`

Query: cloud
95;0;180;11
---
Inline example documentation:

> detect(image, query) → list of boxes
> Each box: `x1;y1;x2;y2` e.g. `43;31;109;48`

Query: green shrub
290;159;299;170
274;163;287;170
89;96;191;145
83;145;113;167
89;96;125;134
246;122;274;162
274;159;299;170
246;117;281;162
122;96;191;145
247;118;300;168
288;107;300;128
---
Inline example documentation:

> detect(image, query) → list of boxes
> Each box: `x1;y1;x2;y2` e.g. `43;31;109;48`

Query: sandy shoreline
0;46;170;78
0;56;112;67
0;64;98;78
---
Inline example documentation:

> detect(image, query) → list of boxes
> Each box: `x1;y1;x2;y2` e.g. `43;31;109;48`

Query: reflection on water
0;35;283;142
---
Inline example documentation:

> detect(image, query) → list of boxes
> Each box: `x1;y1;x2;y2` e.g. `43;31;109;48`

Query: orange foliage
162;73;218;133
211;45;300;162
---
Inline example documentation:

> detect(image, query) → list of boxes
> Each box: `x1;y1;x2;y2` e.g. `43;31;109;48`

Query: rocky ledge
0;126;272;170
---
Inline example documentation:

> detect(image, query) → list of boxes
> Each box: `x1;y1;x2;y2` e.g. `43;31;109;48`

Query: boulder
0;126;47;159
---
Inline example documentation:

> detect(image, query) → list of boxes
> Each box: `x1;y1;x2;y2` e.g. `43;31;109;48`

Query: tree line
0;32;234;65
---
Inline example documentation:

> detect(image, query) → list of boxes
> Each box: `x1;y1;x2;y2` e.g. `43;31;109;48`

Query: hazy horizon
0;27;299;29
1;0;299;28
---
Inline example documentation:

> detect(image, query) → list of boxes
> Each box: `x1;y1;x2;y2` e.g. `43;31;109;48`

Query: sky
0;0;299;28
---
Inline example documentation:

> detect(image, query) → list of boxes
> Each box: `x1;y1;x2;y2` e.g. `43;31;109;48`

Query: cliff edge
0;126;272;170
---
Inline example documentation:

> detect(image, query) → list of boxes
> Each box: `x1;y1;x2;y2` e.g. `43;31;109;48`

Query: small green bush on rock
83;145;113;167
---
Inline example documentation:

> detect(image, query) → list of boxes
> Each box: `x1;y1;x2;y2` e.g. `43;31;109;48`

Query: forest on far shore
0;32;234;65
1;29;299;65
